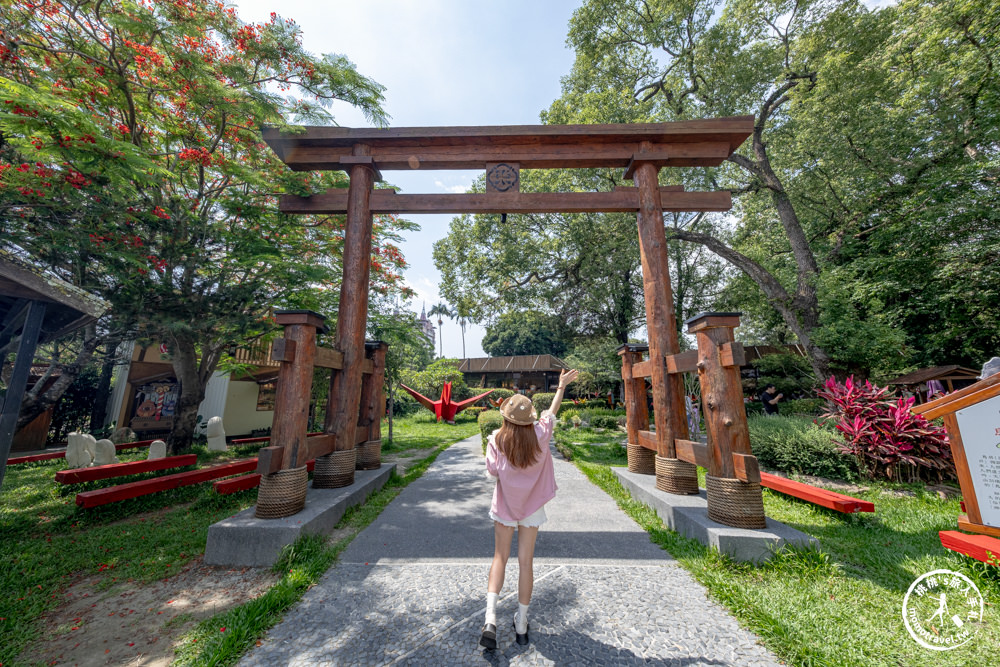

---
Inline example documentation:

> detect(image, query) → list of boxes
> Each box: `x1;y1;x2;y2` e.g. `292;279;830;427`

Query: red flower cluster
178;147;212;166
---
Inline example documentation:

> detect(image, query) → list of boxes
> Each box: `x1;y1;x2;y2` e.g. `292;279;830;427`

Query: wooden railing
230;340;280;368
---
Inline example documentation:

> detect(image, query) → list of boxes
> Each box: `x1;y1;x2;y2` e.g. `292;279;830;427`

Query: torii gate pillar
631;143;698;495
315;144;378;488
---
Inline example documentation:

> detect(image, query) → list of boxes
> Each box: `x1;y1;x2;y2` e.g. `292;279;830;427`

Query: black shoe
479;623;497;650
513;617;529;645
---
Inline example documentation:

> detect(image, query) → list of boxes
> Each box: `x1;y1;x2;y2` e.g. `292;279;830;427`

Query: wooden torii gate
258;118;766;528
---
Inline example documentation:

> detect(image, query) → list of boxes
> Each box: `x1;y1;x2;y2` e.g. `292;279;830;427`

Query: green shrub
464;406;487;417
747;414;858;480
561;409;579;422
532;392;556;413
478;410;503;453
589;415;621;430
782;398;825;415
489;388;514;404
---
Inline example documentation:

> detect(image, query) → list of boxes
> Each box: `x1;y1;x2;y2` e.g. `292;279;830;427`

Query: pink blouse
485;413;558;521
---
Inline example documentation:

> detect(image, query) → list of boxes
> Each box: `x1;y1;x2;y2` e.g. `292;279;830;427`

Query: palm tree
428;302;452;358
453;300;472;359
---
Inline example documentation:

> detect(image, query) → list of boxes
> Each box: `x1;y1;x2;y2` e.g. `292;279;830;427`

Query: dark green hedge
747;414;858;481
478;410;503;453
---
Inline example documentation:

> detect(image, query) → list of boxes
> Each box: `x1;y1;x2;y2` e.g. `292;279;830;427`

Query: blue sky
234;0;581;357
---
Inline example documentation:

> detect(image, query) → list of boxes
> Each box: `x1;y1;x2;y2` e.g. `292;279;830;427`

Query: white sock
516;602;529;633
485;592;499;626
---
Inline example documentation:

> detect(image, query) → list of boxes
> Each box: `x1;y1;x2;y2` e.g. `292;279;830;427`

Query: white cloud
434;180;468;194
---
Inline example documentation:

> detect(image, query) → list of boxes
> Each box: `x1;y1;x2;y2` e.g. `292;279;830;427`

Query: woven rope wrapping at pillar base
313;449;356;488
356;439;381;470
654;455;699;495
626;443;655;474
706;475;766;529
255;465;308;519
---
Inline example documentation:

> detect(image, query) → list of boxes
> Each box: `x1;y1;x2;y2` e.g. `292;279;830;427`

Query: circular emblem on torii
486;163;519;192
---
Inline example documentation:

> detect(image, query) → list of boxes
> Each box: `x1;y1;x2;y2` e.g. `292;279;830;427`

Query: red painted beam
212;458;316;495
940;530;1000;565
75;459;258;508
55;455;197;485
114;439;156;452
230;432;324;446
7;451;65;465
759;472;875;513
213;473;262;495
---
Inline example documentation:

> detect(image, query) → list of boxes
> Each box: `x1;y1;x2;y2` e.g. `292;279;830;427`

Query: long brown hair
495;420;540;469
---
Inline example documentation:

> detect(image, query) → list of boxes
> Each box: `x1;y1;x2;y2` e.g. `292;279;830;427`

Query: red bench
7;451;66;465
759;472;875;513
940;530;1000;565
55;454;197;485
76;459;258;508
7;439;156;466
212;458;317;495
114;439;156;451
230;432;323;446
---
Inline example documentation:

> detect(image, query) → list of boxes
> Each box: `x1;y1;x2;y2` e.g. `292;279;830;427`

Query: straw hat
500;394;536;426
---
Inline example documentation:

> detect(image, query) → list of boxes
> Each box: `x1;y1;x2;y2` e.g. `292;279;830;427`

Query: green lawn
555;428;1000;666
0;417;477;666
382;410;480;454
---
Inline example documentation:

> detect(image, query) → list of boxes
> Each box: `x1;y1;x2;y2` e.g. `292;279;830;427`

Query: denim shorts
490;505;547;528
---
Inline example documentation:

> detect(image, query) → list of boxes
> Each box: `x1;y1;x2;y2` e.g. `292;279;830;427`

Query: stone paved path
241;435;781;666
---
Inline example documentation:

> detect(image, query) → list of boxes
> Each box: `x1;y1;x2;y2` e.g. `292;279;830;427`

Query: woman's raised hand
558;369;579;388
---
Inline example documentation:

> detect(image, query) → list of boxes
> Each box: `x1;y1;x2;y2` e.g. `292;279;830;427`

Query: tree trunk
88;339;119;433
16;324;101;432
668;227;831;381
167;336;224;454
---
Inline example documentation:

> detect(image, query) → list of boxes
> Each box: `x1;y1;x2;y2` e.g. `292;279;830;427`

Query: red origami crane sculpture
399;381;494;423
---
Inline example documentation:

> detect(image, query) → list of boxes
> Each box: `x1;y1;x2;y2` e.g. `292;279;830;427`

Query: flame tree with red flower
0;0;414;452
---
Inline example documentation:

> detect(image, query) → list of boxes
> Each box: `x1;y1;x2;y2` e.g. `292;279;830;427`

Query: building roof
886;365;981;386
458;355;569;373
0;248;107;343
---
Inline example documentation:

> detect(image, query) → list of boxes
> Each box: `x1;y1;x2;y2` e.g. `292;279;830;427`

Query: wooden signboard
917;374;1000;538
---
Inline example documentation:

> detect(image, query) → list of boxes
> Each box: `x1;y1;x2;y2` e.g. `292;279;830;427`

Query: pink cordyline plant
816;376;954;482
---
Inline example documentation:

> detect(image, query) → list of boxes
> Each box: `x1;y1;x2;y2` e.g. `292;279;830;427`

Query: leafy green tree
555;0;1000;379
0;1;413;451
481;310;571;357
563;336;621;397
400;357;473;403
368;308;434;440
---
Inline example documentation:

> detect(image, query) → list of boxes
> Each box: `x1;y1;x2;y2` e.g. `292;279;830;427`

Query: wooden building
887;365;981;403
457;355;569;392
106;339;281;439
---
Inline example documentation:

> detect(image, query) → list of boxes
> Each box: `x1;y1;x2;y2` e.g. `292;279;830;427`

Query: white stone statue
148;440;167;460
65;432;93;469
206;416;227;451
80;433;97;466
93;439;119;466
111;427;136;445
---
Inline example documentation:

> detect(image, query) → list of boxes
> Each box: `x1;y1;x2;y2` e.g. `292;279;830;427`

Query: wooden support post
619;343;654;474
0;300;46;490
271;310;326;470
634;149;688;456
687;312;750;478
365;341;389;442
632;143;697;494
687;311;765;528
326;143;376;452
